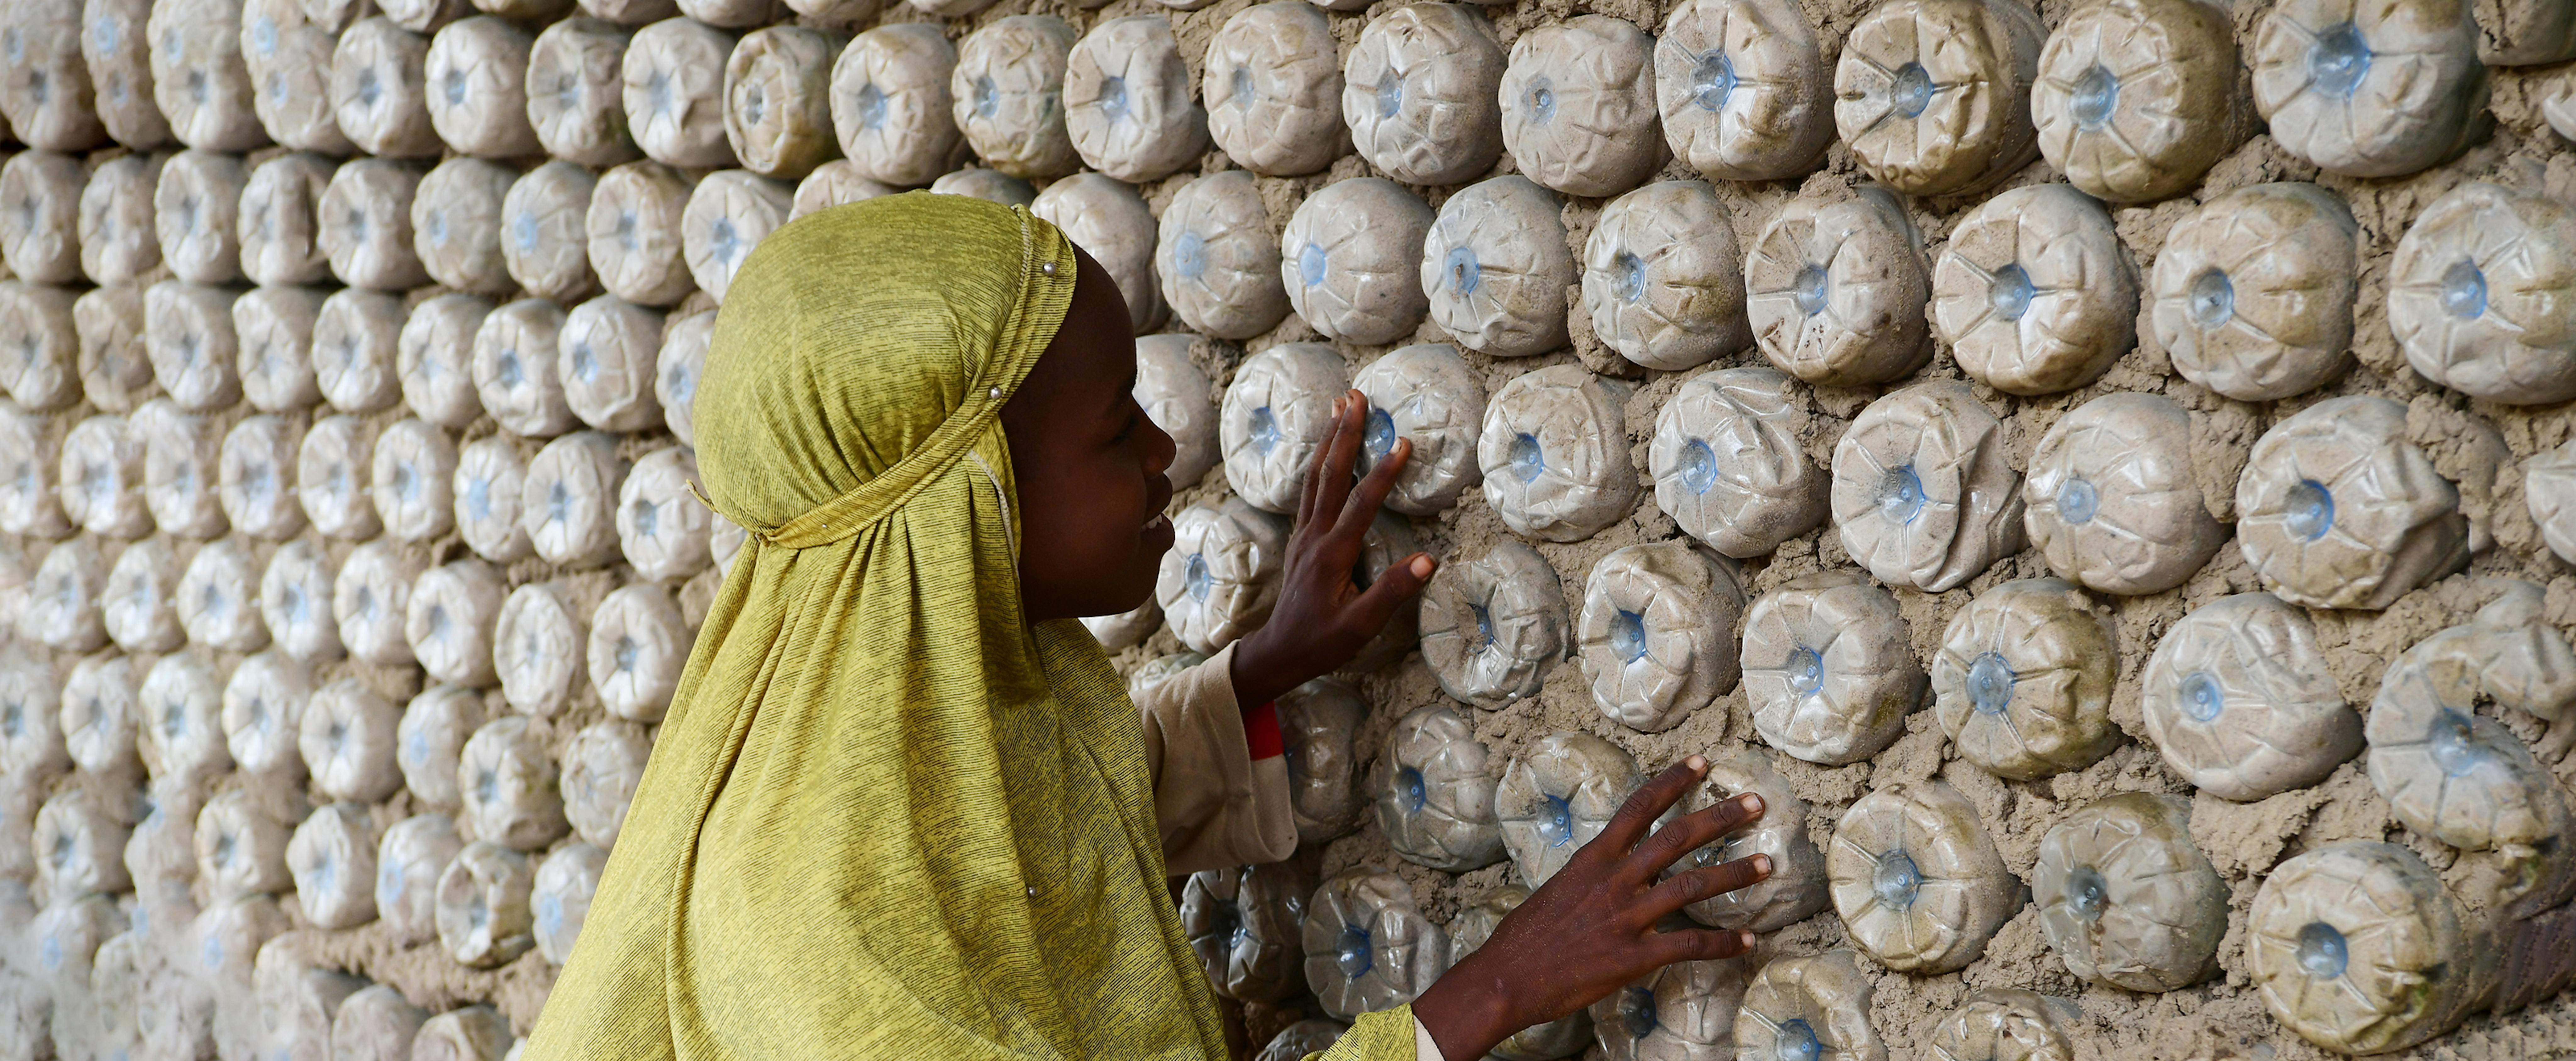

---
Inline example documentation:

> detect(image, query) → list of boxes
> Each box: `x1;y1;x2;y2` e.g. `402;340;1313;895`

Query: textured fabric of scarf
520;191;1244;1060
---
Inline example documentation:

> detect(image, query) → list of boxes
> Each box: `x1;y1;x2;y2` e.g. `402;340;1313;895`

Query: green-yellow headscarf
521;192;1231;1060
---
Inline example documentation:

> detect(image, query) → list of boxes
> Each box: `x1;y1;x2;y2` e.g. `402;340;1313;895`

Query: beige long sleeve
1135;642;1299;877
1136;652;1444;1061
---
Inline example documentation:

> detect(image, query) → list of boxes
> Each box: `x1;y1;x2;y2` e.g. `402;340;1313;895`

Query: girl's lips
1142;513;1170;533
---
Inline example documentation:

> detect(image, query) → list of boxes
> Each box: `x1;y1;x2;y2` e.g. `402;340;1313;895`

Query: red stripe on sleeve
1242;700;1283;761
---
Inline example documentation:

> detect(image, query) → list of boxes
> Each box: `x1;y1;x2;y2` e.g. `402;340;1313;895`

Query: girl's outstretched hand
1413;758;1774;1060
1228;389;1436;708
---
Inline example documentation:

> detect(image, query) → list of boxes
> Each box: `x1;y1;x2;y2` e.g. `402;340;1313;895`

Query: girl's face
1001;247;1178;623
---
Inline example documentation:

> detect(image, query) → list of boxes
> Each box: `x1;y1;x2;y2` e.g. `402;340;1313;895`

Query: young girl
524;193;1771;1061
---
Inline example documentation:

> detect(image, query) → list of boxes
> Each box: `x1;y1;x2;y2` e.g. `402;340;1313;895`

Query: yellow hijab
521;193;1229;1060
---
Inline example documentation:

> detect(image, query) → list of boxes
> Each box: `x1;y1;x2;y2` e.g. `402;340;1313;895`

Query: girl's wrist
1226;628;1304;712
1411;955;1527;1061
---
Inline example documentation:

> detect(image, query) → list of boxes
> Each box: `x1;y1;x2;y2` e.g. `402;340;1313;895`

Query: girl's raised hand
1412;758;1774;1060
1227;389;1436;708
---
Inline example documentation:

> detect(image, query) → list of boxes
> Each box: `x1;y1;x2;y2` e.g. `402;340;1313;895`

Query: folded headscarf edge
709;197;1079;553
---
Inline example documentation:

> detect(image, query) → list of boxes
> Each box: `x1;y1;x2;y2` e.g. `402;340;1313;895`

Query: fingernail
1684;754;1708;774
1752;853;1773;878
1738;793;1764;816
1738;931;1757;949
1410;555;1434;577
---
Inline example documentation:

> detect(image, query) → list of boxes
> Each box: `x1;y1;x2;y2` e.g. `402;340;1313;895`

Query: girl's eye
1114;408;1139;442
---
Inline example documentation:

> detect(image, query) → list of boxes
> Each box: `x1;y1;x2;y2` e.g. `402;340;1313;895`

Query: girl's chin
1102;543;1173;618
1101;575;1162;620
